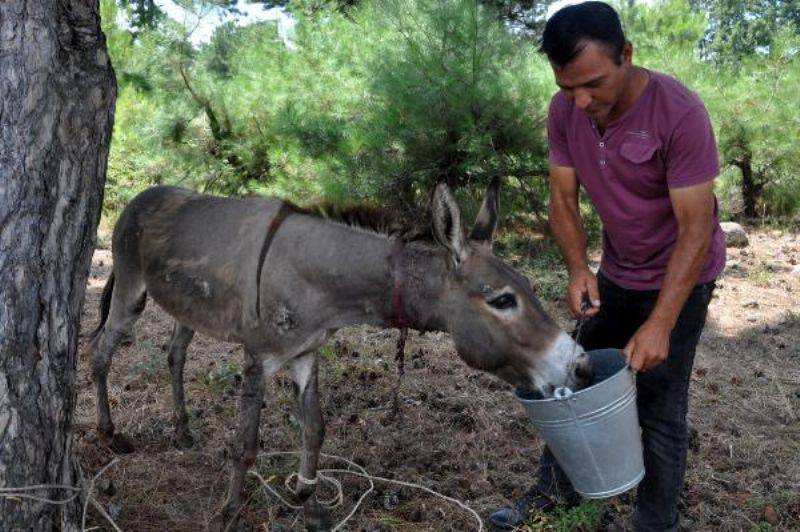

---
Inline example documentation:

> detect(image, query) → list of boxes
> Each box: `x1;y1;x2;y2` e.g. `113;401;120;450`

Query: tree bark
736;154;760;219
0;2;116;530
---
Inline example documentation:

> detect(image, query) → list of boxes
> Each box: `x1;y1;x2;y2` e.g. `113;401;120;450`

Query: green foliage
242;0;555;209
103;0;554;216
702;29;800;219
621;0;708;74
481;0;557;35
691;0;800;64
339;0;552;207
525;499;604;531
101;0;800;223
119;0;164;31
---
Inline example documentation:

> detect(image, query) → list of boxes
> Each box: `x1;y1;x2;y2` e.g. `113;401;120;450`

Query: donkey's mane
286;200;433;242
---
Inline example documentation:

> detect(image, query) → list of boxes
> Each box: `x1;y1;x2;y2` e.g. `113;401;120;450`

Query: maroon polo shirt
547;69;726;290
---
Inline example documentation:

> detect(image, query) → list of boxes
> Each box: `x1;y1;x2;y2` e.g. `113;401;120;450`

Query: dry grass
74;228;800;531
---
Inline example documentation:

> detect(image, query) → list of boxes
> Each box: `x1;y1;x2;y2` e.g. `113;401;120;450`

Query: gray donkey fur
89;180;589;530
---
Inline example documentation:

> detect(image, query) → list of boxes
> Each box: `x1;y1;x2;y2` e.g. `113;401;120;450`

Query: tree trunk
736;155;758;219
0;2;116;530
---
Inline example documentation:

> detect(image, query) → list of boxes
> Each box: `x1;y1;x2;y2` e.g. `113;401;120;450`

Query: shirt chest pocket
616;140;665;196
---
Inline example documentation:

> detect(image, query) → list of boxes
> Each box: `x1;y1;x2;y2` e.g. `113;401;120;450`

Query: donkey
89;179;591;530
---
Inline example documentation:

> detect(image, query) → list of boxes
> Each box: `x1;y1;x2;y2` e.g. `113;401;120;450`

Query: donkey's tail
90;271;115;341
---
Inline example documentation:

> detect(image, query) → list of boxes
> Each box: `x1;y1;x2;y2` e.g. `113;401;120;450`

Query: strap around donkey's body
255;201;292;320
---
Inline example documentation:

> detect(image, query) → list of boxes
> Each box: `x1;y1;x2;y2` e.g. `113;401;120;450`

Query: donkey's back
109;186;281;342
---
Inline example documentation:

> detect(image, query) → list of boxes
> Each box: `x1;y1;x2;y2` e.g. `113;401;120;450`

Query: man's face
552;40;633;124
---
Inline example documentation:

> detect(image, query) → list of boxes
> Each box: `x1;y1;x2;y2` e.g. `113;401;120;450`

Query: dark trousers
536;272;715;532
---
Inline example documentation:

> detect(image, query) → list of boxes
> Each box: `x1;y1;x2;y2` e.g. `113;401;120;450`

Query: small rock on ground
721;222;749;248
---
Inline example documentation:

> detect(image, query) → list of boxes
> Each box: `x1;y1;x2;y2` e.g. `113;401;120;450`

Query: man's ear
431;182;468;266
620;41;633;66
469;177;500;248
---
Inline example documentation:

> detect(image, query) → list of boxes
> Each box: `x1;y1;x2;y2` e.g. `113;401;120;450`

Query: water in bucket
515;348;644;499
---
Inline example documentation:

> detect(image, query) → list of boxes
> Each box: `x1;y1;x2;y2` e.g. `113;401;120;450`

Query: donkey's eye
488;293;517;310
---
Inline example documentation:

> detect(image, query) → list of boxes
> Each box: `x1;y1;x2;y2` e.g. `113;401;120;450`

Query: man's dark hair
541;2;626;68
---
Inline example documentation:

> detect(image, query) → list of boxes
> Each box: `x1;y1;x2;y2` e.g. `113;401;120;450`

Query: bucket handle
558;386;607;488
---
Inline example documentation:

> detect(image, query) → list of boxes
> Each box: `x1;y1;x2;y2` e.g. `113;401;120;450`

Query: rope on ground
0;458;122;532
251;451;483;532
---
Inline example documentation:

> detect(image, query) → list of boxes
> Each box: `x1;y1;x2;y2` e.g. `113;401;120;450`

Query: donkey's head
429;179;591;396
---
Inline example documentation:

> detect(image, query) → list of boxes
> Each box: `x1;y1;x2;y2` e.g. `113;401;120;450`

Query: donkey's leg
289;353;329;531
219;350;265;529
166;321;196;448
90;278;146;454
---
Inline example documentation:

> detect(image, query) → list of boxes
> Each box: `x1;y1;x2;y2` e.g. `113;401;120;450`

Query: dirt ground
73;228;800;531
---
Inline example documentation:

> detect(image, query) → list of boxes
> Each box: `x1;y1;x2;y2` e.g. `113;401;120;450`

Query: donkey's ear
469;177;500;246
431;182;468;265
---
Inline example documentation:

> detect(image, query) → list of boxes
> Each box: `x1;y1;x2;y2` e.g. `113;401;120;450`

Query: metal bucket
515;348;644;499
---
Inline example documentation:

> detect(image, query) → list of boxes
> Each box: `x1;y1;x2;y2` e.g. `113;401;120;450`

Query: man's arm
549;165;601;318
625;180;716;372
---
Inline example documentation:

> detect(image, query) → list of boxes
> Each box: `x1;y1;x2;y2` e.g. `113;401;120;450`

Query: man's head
541;2;635;124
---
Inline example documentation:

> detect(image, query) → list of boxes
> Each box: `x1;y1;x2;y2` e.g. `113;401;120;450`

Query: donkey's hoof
207;512;228;532
207;513;225;532
209;504;243;532
304;514;331;532
172;430;195;449
303;502;331;532
109;432;136;454
119;330;136;347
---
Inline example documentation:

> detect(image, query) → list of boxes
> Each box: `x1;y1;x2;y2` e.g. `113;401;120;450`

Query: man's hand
624;317;672;372
567;268;601;319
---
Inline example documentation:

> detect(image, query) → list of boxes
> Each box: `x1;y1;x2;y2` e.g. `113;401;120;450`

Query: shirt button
599;142;605;148
600;160;606;166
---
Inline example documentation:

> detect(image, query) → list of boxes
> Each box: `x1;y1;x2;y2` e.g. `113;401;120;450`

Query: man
489;2;724;530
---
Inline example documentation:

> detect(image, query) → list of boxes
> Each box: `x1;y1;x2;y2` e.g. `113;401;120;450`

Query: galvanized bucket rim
514;361;633;405
525;385;637;426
